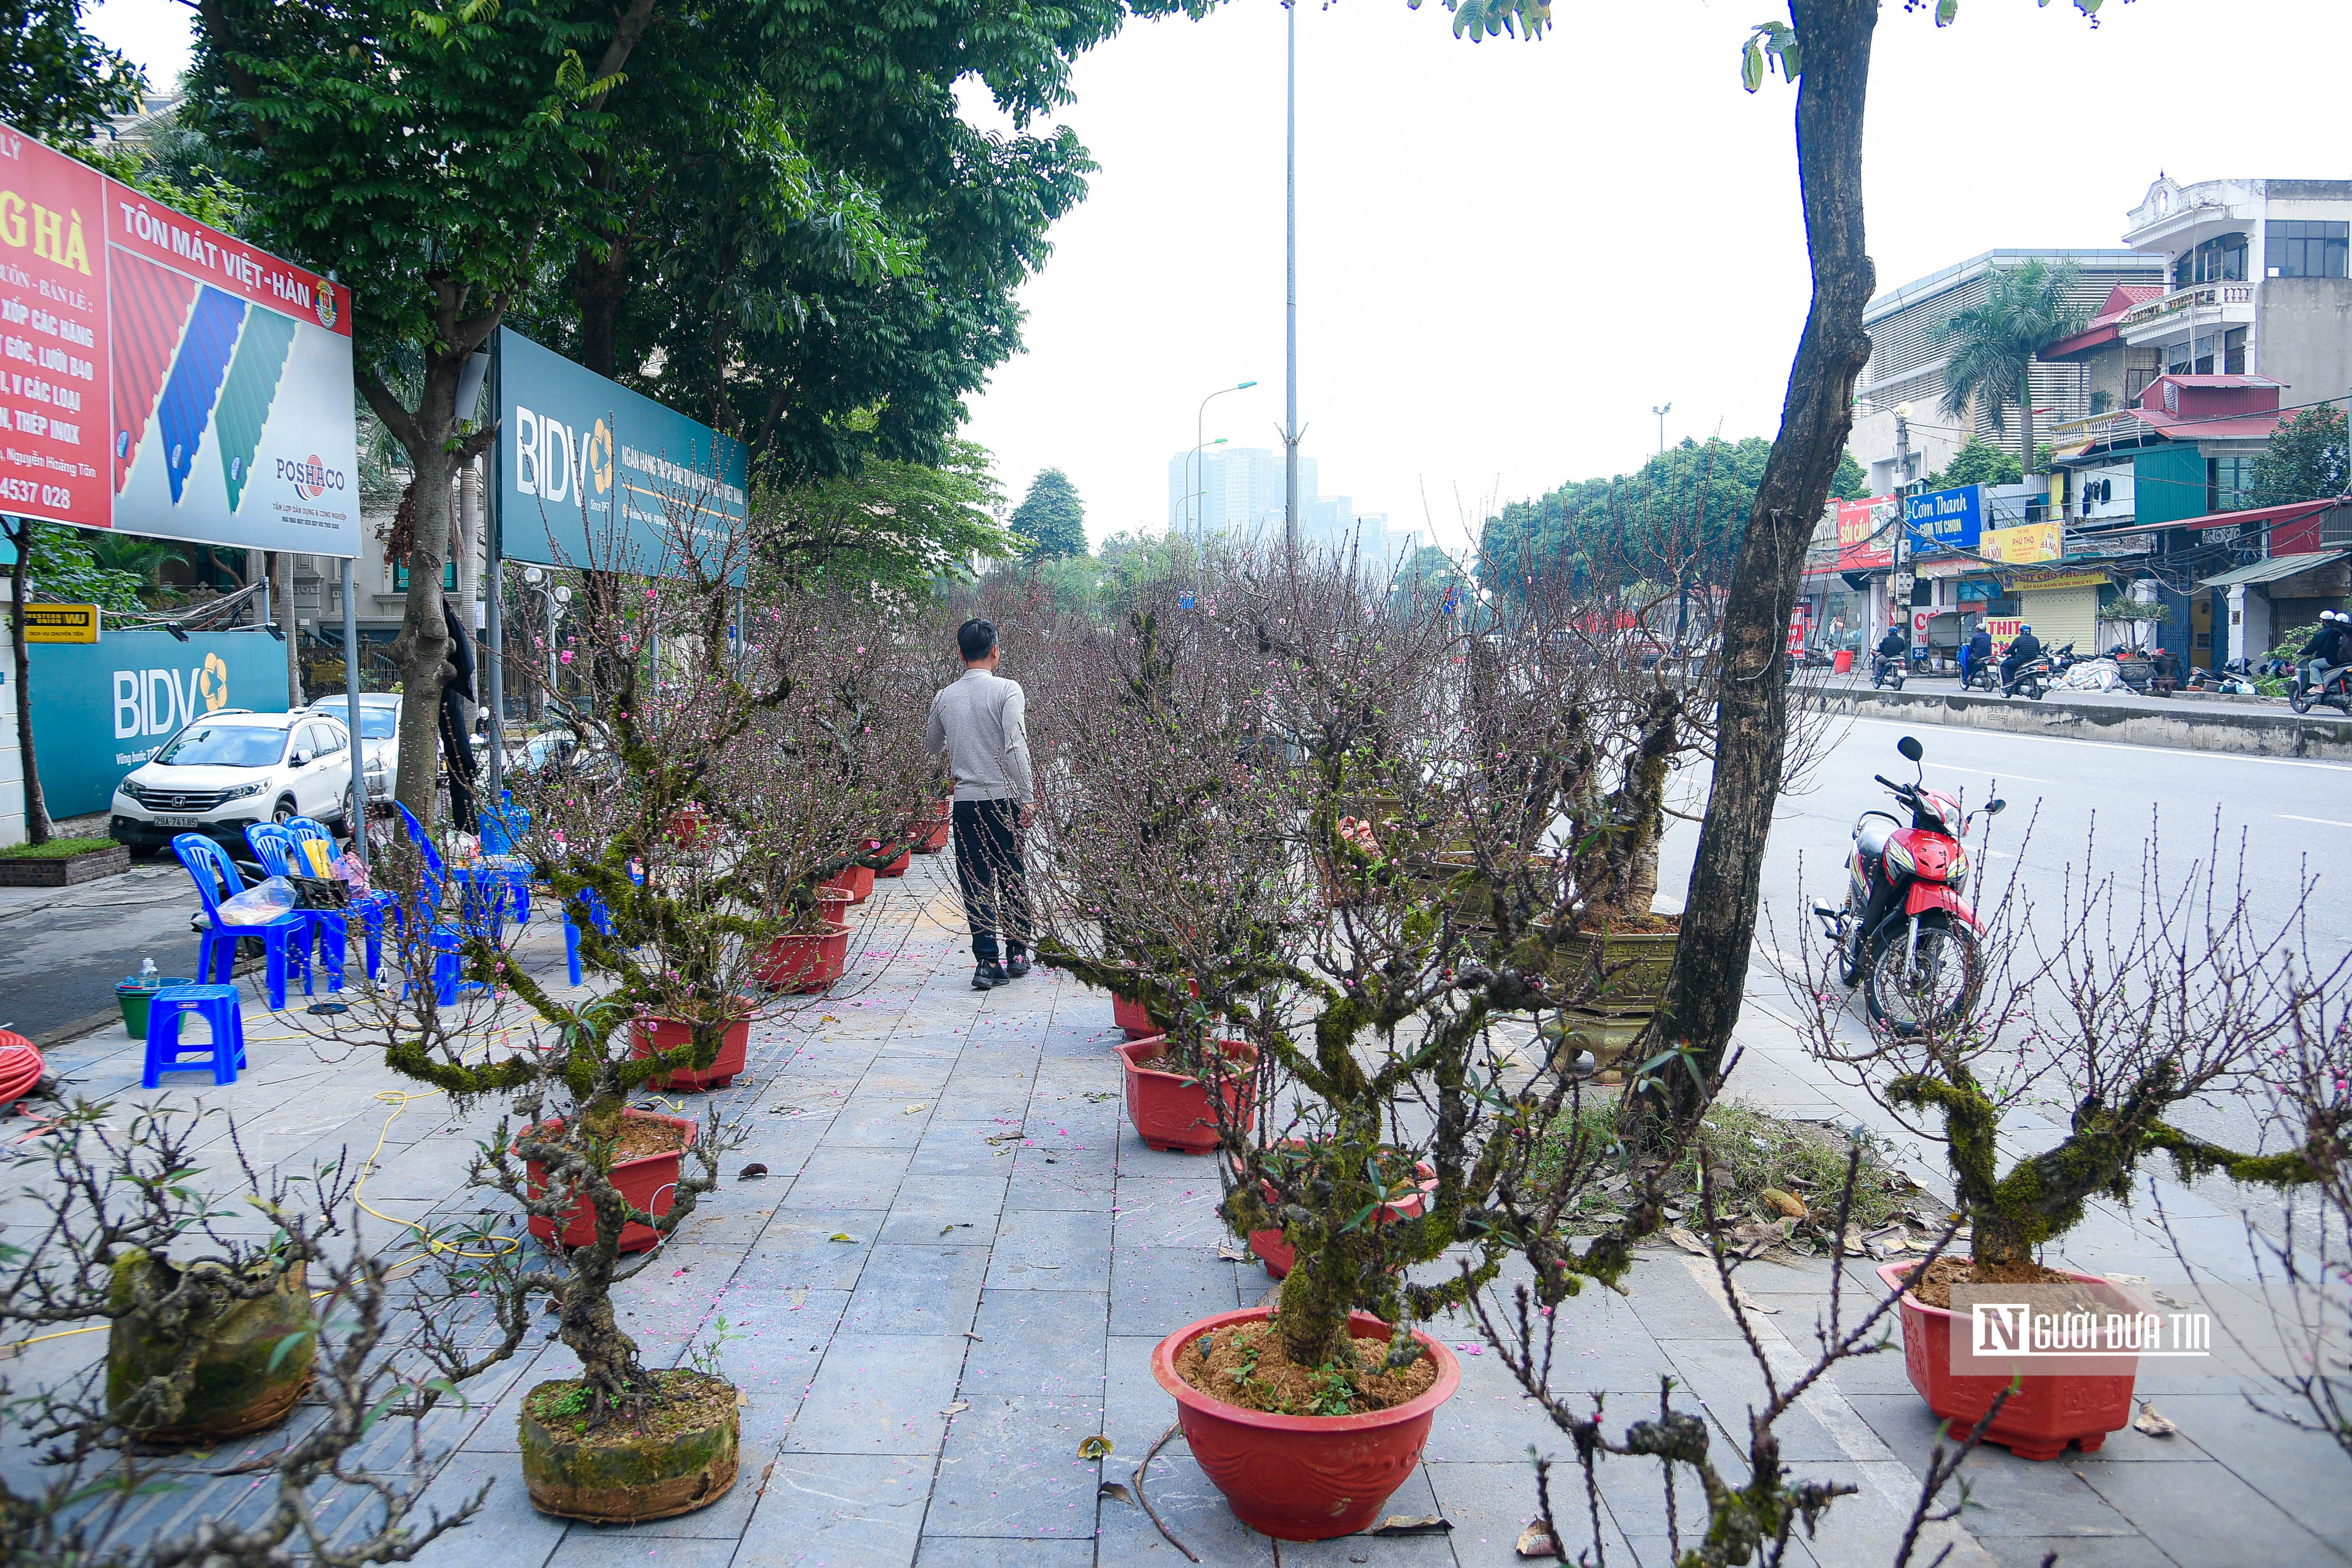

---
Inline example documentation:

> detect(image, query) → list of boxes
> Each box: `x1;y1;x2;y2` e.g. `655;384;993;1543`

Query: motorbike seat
1854;811;1899;862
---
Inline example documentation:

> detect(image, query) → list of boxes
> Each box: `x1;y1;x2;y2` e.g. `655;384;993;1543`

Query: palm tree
1931;259;2089;479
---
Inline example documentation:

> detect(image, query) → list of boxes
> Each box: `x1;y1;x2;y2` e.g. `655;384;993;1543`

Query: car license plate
157;816;200;827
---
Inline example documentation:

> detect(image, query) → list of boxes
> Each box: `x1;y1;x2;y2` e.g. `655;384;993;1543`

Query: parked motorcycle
1814;735;2004;1036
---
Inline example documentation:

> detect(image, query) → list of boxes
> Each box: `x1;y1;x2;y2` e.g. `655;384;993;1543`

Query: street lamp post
1652;403;1672;454
1193;383;1256;549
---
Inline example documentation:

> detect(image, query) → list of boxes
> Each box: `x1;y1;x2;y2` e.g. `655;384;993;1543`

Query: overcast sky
88;0;2350;552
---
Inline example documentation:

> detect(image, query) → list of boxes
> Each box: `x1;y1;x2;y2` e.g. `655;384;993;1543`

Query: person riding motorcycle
1999;624;2043;692
2300;610;2350;695
1962;622;1992;688
1875;626;1908;683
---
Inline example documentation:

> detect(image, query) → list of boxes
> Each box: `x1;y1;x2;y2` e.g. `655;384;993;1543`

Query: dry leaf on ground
2133;1403;2178;1437
1370;1515;1451;1536
1666;1226;1709;1256
1516;1520;1561;1558
940;1400;970;1417
1078;1435;1113;1459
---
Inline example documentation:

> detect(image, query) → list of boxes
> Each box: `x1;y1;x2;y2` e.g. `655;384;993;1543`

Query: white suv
110;708;358;855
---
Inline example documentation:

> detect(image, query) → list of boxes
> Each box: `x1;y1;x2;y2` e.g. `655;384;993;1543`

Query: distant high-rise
1167;449;1411;564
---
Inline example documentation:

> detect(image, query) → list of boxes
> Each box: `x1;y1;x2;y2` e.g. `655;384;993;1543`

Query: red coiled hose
0;1030;45;1108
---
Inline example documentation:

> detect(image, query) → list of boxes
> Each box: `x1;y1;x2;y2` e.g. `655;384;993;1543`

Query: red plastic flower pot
668;805;712;848
877;848;913;878
1112;991;1164;1041
816;889;855;930
1876;1260;2141;1461
915;802;953;854
630;1008;752;1091
1247;1148;1438;1280
525;1109;695;1253
756;928;850;993
824;865;875;904
1118;1037;1256;1154
1151;1308;1460;1540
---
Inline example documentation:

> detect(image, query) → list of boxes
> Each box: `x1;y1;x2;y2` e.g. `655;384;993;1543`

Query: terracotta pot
756;926;850;992
107;1252;314;1443
877;847;913;878
526;1109;696;1253
824;864;875;904
816;888;855;930
1151;1308;1460;1540
667;805;712;848
630;1007;752;1091
1877;1260;2141;1461
520;1370;739;1522
1118;1036;1256;1154
1246;1147;1438;1280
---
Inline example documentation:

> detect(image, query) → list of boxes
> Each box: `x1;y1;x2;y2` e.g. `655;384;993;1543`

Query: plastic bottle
139;958;159;991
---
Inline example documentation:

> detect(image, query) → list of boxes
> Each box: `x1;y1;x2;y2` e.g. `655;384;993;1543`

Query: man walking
927;618;1035;989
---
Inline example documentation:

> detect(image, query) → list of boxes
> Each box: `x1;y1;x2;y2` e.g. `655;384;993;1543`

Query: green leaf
266;1327;317;1373
1741;38;1765;93
1936;0;1960;24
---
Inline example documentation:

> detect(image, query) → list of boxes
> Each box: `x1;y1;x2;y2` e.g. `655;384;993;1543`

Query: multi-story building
1849;249;2165;494
1165;448;1410;563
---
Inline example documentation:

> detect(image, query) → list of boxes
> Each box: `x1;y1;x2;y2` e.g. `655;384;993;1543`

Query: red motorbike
1814;735;2005;1034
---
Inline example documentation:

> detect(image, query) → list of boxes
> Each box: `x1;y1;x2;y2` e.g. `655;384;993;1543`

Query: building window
392;561;460;592
2265;220;2350;279
2193;334;2217;375
2173;232;2249;285
2167;341;2195;375
2224;326;2247;375
2210;455;2257;512
2125;347;2162;405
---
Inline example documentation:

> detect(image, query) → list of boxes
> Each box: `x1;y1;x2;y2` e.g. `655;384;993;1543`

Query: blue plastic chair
170;834;313;1012
563;885;618;987
244;823;348;992
285;815;391;981
142;983;246;1087
385;803;502;1003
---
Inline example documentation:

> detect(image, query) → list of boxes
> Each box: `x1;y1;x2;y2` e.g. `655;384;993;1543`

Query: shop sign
1981;522;2062;565
1982;616;2024;652
16;603;98;642
1835;494;1897;569
2018;570;2112;591
1905;485;1983;552
0;117;359;556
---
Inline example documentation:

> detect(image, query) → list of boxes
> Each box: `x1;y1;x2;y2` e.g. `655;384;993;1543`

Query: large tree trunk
376;353;469;822
1652;0;1881;1106
5;522;52;845
2018;367;2036;479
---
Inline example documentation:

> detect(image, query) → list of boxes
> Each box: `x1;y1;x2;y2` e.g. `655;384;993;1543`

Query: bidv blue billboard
494;328;748;576
29;627;289;817
1904;485;1984;553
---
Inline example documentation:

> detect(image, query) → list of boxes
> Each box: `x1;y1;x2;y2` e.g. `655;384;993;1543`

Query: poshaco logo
276;453;346;500
113;653;229;740
513;408;613;504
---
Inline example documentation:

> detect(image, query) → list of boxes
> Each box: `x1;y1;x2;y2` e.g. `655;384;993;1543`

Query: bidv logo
514;407;614;504
275;453;346;499
113;652;230;740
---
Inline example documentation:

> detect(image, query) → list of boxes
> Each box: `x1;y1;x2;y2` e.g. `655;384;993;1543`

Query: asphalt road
1658;711;2352;1234
0;858;210;1046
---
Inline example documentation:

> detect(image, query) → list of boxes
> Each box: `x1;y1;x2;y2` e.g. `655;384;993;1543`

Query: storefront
2010;570;2111;655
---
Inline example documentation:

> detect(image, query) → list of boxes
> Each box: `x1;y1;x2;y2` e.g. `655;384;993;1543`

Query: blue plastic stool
142;984;248;1088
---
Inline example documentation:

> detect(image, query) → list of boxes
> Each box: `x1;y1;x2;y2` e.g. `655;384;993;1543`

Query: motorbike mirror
1986;798;2007;816
1897;735;1924;763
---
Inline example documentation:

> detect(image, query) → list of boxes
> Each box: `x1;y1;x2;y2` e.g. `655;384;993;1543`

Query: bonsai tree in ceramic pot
0;1103;489;1565
1028;548;1700;1539
1788;810;2348;1460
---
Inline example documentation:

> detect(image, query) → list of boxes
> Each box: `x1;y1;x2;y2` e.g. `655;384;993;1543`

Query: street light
1194;381;1257;548
1651;403;1672;454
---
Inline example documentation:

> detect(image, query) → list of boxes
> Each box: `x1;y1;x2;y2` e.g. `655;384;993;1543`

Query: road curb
1803;685;2352;761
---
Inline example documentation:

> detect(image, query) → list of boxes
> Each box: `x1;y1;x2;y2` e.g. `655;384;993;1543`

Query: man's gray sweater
926;669;1034;805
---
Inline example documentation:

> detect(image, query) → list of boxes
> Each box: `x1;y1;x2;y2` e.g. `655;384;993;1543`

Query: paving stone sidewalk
4;856;2345;1568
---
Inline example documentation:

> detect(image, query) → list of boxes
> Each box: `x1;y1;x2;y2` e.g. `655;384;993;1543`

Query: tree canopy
758;436;1015;598
1012;469;1089;559
2246;404;2349;509
0;0;142;141
1921;437;2023;493
1475;436;1775;600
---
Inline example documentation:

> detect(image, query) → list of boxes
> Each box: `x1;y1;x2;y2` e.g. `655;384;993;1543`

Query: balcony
2116;282;2256;344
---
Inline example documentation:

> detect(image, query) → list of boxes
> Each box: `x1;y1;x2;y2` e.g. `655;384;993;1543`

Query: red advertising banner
0;119;358;556
1836;494;1897;570
1786;604;1811;655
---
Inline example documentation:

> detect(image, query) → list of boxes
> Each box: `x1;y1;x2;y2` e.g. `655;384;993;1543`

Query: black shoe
1004;951;1032;978
972;961;1008;989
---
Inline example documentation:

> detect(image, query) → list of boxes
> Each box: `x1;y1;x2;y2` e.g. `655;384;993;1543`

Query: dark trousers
952;799;1031;964
439;686;477;831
